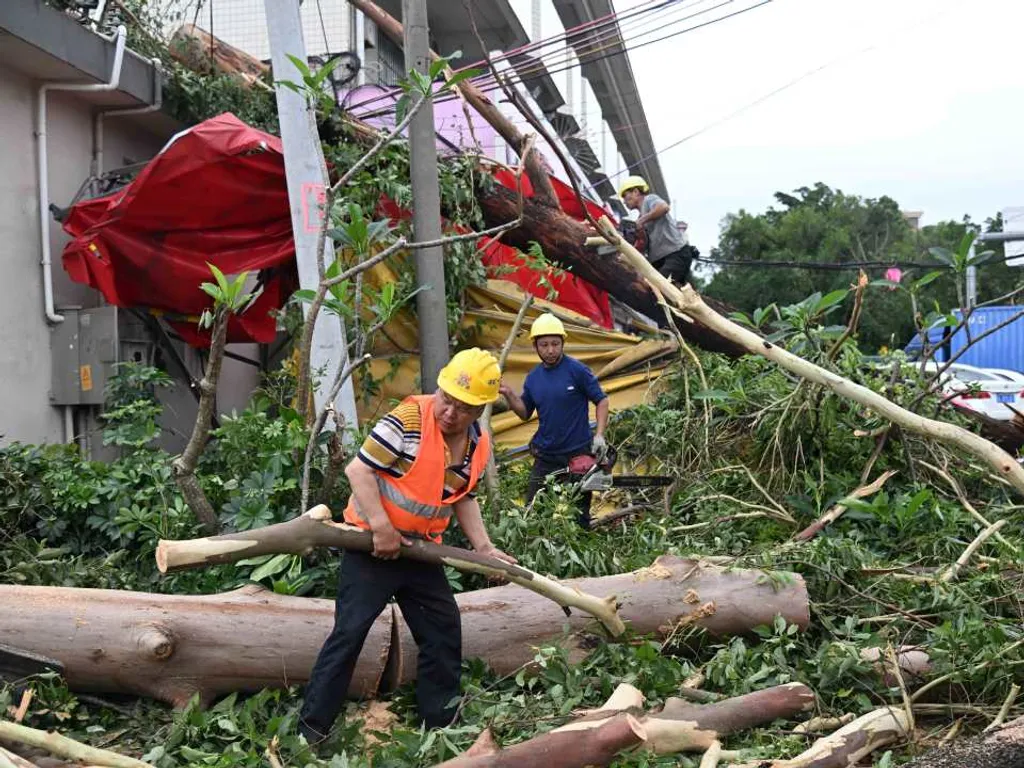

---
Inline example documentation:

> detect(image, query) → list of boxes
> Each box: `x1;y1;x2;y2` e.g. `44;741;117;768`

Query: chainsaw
565;446;673;493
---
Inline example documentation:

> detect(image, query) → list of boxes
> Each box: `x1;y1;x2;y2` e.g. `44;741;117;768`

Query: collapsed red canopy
62;113;296;345
62;113;613;346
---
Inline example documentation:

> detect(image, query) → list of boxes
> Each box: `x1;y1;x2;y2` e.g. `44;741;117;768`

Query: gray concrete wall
0;65;168;446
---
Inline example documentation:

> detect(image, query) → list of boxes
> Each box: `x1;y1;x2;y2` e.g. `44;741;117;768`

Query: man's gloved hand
591;433;608;460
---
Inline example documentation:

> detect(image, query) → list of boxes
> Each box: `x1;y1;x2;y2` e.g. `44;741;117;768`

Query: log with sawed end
156;505;625;637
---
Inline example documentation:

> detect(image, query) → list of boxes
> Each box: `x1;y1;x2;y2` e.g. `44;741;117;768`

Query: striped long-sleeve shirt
357;399;483;499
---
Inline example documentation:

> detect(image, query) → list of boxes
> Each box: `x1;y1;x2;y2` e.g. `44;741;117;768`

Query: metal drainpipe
37;24;127;326
94;58;163;181
355;10;366;85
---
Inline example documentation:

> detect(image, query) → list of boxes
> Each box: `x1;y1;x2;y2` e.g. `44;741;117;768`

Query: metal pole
263;0;359;433
403;0;449;392
966;242;978;308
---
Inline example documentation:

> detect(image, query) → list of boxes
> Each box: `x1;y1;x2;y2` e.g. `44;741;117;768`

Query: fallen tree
0;557;807;708
598;217;1024;497
346;0;746;356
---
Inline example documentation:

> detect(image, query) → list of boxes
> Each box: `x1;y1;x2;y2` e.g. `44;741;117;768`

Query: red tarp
62;113;613;346
62;114;297;345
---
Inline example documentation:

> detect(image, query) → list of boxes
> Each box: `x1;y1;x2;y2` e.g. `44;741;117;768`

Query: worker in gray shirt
618;175;693;284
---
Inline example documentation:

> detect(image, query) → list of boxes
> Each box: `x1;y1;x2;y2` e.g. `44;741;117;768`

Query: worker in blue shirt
499;313;609;528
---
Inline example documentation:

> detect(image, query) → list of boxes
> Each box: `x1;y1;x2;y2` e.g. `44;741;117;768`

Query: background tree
704;183;1023;352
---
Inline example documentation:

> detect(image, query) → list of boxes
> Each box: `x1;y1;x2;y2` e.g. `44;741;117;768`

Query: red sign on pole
302;182;326;233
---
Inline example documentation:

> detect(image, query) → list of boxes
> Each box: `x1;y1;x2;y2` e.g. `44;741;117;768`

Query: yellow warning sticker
80;365;93;392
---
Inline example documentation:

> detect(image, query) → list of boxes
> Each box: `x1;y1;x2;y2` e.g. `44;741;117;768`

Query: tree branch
171;308;228;534
155;505;627;637
597;216;1024;498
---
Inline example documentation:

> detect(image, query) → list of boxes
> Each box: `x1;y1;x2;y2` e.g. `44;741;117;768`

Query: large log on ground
0;584;393;708
392;555;809;684
0;558;807;708
475;182;745;356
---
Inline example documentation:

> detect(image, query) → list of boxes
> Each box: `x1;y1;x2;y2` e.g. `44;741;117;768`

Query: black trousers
651;246;694;284
299;550;462;742
525;452;593;529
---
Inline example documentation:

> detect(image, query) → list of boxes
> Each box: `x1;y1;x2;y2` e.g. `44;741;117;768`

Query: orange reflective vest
343;394;491;543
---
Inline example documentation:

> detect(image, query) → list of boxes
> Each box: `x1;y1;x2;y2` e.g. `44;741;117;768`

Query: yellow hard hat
529;312;567;339
436;348;501;406
618;175;649;197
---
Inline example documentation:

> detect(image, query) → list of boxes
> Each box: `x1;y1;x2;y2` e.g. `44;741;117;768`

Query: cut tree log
600;217;1024;498
391;555;809;685
0;557;807;708
0;583;393;708
556;682;816;754
434;714;646;768
902;714;1024;768
168;24;270;88
156;505;626;637
732;707;910;768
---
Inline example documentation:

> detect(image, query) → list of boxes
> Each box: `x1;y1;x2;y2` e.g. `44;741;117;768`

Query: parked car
921;362;1024;421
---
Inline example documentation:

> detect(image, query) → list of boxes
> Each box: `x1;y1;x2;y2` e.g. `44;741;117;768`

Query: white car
920;362;1024;421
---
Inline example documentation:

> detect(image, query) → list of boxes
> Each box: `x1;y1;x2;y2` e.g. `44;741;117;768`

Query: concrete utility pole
263;0;359;433
403;0;449;391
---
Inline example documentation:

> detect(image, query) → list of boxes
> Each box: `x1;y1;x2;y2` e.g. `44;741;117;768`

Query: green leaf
442;67;482;91
928;246;954;266
912;270;945;289
285;53;311;79
428;58;447;81
292;289;317;303
692;389;730;401
250;553;293;582
816;288;849;313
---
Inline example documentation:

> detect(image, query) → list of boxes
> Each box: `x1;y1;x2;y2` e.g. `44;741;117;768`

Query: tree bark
733;707;910;768
0;583;393;708
168;23;271;88
434;714;646;768
555;682;816;755
657;683;817;735
156;505;626;637
391;554;809;685
0;557;807;709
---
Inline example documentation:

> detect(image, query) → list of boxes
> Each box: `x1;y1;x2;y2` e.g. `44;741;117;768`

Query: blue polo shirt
521;355;607;455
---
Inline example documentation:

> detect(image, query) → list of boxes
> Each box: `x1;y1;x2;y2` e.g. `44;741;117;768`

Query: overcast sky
607;0;1024;257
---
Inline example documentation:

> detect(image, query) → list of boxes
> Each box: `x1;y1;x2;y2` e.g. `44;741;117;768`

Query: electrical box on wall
50;307;121;406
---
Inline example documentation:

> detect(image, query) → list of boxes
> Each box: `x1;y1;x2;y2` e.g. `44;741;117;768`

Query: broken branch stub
156;505;625;636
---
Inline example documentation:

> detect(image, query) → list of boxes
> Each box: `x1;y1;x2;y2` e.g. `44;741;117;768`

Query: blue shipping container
903;306;1024;373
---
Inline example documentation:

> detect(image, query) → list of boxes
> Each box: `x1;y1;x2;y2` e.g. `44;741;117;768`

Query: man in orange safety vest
299;348;516;748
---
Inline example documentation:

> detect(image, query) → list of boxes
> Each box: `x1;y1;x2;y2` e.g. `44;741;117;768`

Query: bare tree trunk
392;555;809;684
0;557;807;708
435;714;646;768
171;308;228;534
0;583;391;708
